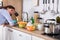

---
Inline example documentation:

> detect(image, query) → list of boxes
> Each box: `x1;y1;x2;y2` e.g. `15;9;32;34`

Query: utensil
48;0;50;11
41;0;47;14
41;0;45;14
56;0;59;14
45;0;50;12
43;0;45;12
51;0;56;14
44;0;48;13
44;0;50;13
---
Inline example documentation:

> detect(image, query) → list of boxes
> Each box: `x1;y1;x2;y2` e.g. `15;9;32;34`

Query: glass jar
34;11;39;23
37;17;44;24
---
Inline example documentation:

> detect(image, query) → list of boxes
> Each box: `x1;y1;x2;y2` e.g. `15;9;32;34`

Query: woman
0;5;16;26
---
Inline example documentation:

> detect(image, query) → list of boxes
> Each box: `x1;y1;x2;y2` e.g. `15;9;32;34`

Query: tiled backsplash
23;0;60;22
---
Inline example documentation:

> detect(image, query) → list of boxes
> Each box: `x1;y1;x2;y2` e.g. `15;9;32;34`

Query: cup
12;20;17;24
37;24;43;31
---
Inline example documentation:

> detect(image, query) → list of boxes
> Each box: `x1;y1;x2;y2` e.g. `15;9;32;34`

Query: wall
0;0;2;1
0;0;2;6
23;0;60;22
3;0;23;21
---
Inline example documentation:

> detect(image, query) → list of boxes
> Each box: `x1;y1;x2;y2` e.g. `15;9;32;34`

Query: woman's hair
0;5;15;10
0;6;3;9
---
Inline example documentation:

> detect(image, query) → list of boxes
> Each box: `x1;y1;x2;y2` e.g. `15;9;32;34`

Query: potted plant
56;16;60;23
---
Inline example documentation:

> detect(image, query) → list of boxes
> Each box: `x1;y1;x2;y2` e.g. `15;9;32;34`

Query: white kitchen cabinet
13;29;31;40
2;26;45;40
32;36;45;40
0;25;3;40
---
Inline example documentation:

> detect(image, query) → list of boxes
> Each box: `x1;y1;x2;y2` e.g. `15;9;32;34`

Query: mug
37;24;43;31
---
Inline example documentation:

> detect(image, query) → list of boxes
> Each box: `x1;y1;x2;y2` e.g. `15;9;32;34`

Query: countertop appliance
42;22;60;40
42;31;60;40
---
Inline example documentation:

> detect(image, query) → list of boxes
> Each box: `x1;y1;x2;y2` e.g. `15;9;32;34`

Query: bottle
34;11;39;24
30;17;34;24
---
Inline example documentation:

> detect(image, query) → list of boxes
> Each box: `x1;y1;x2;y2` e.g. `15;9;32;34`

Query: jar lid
34;11;39;13
37;17;43;19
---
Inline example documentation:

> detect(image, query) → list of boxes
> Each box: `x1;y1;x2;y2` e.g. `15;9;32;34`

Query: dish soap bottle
30;17;34;24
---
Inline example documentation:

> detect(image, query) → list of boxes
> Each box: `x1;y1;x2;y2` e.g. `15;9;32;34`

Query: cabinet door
6;27;14;40
32;36;45;40
13;30;22;40
13;29;31;40
0;25;3;40
2;27;8;40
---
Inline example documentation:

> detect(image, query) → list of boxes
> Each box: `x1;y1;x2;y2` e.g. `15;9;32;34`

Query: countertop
6;25;58;40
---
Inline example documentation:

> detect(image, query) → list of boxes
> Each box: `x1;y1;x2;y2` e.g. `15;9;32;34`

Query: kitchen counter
6;25;58;40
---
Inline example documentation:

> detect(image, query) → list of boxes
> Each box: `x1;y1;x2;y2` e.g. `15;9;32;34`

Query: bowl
26;26;36;31
18;21;27;28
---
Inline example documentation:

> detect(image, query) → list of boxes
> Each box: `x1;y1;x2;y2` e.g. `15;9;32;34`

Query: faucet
22;12;28;22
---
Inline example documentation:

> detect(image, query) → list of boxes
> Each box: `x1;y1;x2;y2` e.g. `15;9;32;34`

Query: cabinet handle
19;34;22;37
8;29;13;32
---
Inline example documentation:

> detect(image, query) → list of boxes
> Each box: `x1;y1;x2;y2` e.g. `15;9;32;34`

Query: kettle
46;19;60;34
